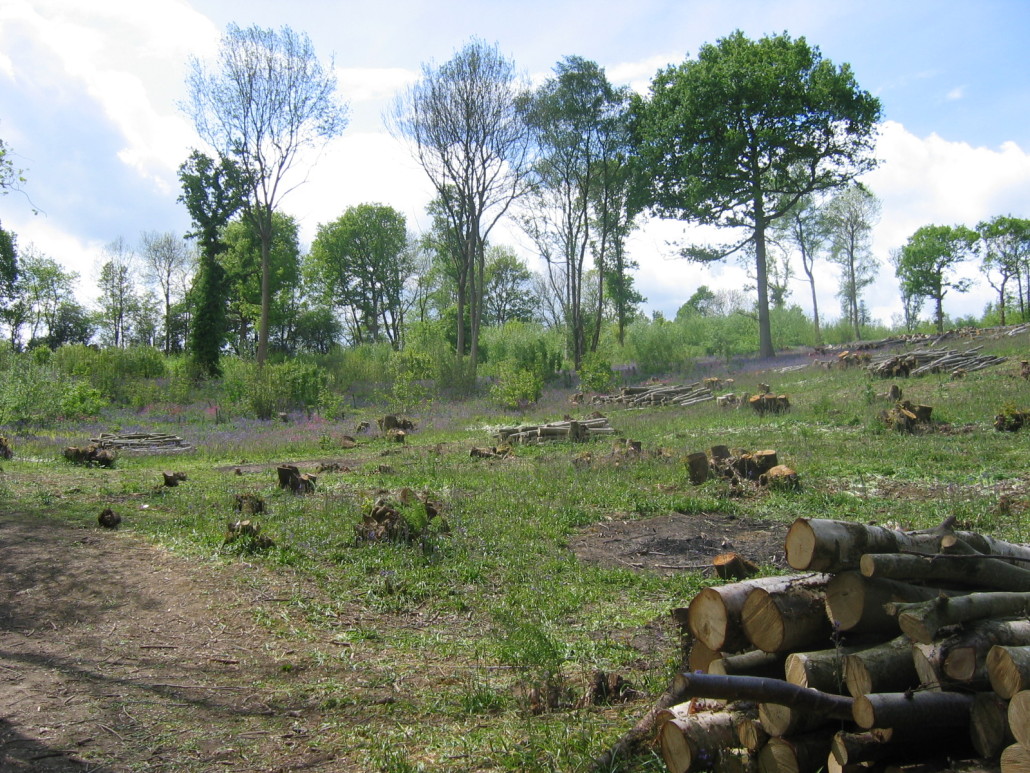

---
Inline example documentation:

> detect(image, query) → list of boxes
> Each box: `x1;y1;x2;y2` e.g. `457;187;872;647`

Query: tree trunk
971;691;1014;758
842;636;919;698
887;591;1030;644
989;645;1030;699
825;571;947;634
754;213;775;359
851;690;973;730
741;577;833;653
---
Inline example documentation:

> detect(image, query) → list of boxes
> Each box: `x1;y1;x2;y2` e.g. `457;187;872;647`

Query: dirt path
0;513;336;772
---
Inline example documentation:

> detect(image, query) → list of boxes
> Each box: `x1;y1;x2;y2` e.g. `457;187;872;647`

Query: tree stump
687;452;710;485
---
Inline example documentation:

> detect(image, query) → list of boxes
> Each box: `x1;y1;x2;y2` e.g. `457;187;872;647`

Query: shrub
223;359;329;419
490;362;543;409
577;352;615;393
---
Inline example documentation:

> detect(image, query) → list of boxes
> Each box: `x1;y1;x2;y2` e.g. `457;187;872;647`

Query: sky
1;0;1029;330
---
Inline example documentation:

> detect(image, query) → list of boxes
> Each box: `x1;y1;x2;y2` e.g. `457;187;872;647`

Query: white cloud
337;67;418;103
946;85;965;101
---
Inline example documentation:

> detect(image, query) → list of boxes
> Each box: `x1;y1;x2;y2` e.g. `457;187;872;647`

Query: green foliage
481;321;563;382
386;349;435;412
625;317;693;373
577;351;615;392
896;224;979;332
51;345;167;404
490;361;544;409
223;359;328;419
0;355;107;424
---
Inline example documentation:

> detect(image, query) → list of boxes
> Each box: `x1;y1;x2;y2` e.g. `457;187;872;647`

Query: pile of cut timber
92;432;193;454
659;516;1030;773
494;416;615;445
867;346;1007;379
591;383;714;408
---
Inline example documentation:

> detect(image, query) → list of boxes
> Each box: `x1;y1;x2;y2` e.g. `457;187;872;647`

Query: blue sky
1;0;1029;328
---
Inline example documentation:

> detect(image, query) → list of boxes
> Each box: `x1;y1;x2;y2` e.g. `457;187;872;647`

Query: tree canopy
895;224;978;332
632;30;881;357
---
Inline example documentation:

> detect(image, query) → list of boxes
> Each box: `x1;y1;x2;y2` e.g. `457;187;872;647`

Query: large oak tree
632;31;881;357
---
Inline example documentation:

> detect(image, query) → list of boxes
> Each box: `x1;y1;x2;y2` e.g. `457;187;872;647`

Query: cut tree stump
713;552;760;581
687;452;710;485
277;465;316;494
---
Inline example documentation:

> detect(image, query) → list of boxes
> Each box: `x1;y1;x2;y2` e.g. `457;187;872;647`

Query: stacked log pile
658;517;1030;773
494;416;615;445
92;431;193;454
867;347;1007;379
591;383;714;408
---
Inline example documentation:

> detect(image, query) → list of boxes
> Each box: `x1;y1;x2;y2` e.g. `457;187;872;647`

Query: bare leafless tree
183;24;348;364
390;39;531;376
139;231;191;354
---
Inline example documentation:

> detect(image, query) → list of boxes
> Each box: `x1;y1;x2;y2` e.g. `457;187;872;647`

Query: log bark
860;552;1030;591
660;711;739;773
735;716;769;752
1002;743;1030;773
709;651;788;680
758;702;833;737
970;691;1014;758
787;517;1030;574
672;672;853;721
939;619;1030;685
785;645;875;694
842;636;919;698
831;725;970;767
742;578;833;653
1009;691;1030;747
886;591;1030;644
989;645;1030;699
852;691;974;731
688;575;829;653
825;571;949;634
758;733;832;773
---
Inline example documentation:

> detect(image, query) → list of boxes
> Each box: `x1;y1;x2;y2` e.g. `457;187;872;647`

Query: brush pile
657;517;1030;773
91;431;193;454
591;383;715;408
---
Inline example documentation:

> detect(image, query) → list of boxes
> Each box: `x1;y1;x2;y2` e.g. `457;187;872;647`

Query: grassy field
4;333;1030;771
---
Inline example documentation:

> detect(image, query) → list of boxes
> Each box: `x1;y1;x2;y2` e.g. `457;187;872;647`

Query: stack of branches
637;516;1030;773
92;432;193;454
867;346;1007;379
495;417;615;445
591;383;714;408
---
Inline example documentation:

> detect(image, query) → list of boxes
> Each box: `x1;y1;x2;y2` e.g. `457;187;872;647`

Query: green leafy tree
483;246;535;326
521;56;638;366
309;203;411;347
95;237;138;348
178;150;246;377
632;30;881;357
391;39;532;376
977;215;1030;324
823;185;880;339
11;247;79;348
895;224;978;333
184;23;348;364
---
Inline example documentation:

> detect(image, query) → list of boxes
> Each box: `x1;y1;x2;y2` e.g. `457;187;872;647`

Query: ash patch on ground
570;512;788;576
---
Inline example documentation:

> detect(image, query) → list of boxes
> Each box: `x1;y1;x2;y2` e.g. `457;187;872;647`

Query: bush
577;352;615;393
223;359;329;419
490;362;543;410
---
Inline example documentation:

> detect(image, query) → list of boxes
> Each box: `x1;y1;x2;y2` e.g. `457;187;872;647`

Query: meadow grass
3;334;1030;770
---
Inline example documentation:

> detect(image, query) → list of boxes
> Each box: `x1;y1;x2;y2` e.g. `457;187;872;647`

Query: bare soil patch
0;513;346;772
570;512;789;576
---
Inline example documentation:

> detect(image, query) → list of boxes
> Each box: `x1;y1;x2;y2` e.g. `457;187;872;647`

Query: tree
772;195;827;341
95;237;138;348
483;246;535;326
823;185;880;339
632;30;881;357
391;39;532;375
977;215;1030;325
895;224;978;333
0;135;26;195
178;150;246;376
309;203;411;347
139;231;191;354
11;247;78;348
521;56;639;366
184;23;348;364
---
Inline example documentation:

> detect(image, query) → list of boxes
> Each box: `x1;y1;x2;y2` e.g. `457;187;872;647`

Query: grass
4;333;1030;770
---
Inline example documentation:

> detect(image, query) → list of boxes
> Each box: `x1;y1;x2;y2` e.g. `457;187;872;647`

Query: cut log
989;645;1030;699
842;636;919;698
825;571;949;634
688;575;830;653
717;748;758;773
688;640;722;673
859;552;1030;591
1010;691;1030;747
758;702;832;737
660;711;739;773
735;716;769;752
687;452;710;485
672;672;853;721
655;701;697;731
1002;743;1030;773
758;733;832;773
887;591;1030;644
852;691;974;731
709;651;789;680
938;619;1030;684
785;645;875;694
971;691;1014;758
741;577;834;653
831;725;971;767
